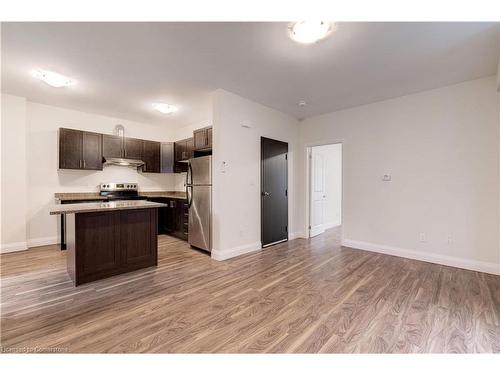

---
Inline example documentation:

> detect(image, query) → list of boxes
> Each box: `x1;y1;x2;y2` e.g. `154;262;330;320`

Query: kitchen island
50;200;167;286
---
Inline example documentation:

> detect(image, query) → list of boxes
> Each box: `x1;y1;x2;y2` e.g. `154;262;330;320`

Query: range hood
103;157;145;168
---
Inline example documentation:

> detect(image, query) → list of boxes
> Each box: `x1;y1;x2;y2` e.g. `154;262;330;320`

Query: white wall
1;94;27;251
311;143;342;228
297;76;500;275
212;89;299;260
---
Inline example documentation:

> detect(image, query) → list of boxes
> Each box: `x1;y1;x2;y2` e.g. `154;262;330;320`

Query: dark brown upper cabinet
160;143;174;173
142;140;160;173
82;132;103;170
102;134;123;158
124;138;143;160
174;137;193;173
207;127;212;148
59;128;82;170
59;128;102;170
186;138;194;159
193;127;212;151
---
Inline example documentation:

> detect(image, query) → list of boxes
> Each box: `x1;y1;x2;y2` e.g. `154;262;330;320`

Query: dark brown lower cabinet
66;208;158;286
147;197;188;240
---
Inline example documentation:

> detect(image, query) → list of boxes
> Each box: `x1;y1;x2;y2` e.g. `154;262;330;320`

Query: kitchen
50;124;213;285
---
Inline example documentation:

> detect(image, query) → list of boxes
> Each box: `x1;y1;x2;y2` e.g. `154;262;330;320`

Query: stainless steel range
99;182;147;200
57;183;147;251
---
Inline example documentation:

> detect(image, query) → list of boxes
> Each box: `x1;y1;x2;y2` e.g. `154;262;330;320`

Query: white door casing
310;148;327;237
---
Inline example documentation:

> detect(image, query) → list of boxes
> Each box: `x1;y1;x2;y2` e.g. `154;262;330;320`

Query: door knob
262;191;270;196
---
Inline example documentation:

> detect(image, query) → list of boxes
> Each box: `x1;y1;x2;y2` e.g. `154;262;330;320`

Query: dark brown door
194;128;208;150
59;128;82;169
120;209;157;266
82;132;103;170
142;140;160;173
124;138;143;160
102;134;123;158
261;137;288;247
76;211;121;278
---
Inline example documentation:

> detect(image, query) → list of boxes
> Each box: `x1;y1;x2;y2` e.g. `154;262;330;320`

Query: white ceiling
2;22;499;126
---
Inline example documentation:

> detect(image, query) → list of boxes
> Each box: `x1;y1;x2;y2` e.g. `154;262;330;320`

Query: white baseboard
342;239;500;276
289;232;306;240
211;241;262;261
27;236;58;248
324;222;341;230
1;241;28;253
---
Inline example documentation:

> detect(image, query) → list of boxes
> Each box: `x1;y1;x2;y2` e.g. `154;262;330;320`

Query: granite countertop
140;191;187;199
54;191;187;201
49;200;167;215
54;192;106;201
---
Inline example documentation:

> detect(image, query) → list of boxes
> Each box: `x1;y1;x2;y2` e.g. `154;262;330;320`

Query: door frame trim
305;141;344;241
260;136;289;248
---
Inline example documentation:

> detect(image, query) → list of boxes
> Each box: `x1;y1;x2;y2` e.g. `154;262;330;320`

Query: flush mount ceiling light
152;102;177;114
289;21;335;44
31;69;76;88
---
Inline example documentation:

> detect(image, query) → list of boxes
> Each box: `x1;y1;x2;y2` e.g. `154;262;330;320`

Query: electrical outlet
446;235;453;244
419;232;427;242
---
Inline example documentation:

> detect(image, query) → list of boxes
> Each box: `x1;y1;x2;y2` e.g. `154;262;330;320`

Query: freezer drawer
188;185;211;251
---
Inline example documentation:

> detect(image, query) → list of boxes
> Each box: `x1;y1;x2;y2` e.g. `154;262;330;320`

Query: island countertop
49;200;168;215
54;191;186;201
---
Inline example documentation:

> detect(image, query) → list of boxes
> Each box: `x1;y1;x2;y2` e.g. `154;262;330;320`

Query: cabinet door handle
79;159;82;168
83;160;86;168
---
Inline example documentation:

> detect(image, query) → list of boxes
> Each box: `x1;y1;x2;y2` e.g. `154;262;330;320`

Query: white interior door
310;148;327;237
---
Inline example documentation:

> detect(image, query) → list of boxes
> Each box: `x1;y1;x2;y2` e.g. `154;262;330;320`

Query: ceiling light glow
289;21;335;44
31;69;76;88
152;102;177;114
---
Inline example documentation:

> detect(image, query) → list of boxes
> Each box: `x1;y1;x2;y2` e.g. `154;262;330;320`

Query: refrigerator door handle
186;185;193;208
187;162;194;208
189;162;194;186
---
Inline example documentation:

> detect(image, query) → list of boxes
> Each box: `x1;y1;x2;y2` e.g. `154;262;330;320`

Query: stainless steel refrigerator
186;155;212;252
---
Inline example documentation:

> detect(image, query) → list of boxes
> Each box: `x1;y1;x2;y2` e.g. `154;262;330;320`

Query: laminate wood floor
1;229;499;353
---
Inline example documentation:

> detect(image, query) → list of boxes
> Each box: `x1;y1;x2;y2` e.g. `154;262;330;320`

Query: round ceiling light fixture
152;102;177;114
31;69;76;88
289;21;335;44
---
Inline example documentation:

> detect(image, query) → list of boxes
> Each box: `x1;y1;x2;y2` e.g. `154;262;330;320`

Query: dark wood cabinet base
66;208;158;286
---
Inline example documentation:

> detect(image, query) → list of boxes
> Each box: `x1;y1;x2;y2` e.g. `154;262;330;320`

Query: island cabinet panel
76;211;121;280
66;208;158;285
120;209;157;266
142;140;161;173
102;134;123;158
